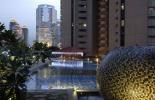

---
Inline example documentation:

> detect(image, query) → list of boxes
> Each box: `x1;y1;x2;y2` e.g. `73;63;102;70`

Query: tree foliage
0;23;52;100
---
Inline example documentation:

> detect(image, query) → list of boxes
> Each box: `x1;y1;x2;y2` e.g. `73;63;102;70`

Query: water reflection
26;60;97;91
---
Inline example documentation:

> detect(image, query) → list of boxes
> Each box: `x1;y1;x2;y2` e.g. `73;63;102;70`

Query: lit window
83;23;87;27
72;23;74;27
121;5;125;10
78;4;87;8
149;7;155;11
78;23;87;27
83;5;87;8
121;20;125;26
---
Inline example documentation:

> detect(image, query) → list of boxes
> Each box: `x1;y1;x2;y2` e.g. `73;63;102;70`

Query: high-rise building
61;0;97;56
96;0;155;56
9;19;23;39
108;0;155;50
62;0;155;56
52;9;57;24
9;19;29;44
148;0;155;46
22;26;28;45
54;21;61;47
61;0;72;48
108;0;148;50
36;4;57;47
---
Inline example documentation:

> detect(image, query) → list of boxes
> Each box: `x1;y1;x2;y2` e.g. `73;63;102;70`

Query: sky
0;0;60;45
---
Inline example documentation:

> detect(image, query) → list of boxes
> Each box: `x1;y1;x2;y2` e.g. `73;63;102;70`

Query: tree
32;41;51;62
0;23;33;100
0;23;50;100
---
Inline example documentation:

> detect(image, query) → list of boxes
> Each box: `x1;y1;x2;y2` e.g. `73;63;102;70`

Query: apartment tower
36;4;57;46
9;19;23;39
61;0;97;56
108;0;155;50
62;0;155;56
22;26;28;45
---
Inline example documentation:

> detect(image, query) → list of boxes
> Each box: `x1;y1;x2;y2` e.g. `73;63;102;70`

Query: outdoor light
63;59;66;62
10;56;15;61
32;55;36;59
87;58;90;62
9;98;12;100
95;58;99;64
48;63;52;67
83;23;87;27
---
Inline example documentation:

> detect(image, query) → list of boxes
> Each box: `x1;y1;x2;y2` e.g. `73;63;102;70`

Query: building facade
97;0;109;57
108;0;155;50
62;0;155;56
22;26;29;45
54;21;61;47
9;19;23;39
36;4;57;47
61;0;72;48
61;0;97;56
148;0;155;45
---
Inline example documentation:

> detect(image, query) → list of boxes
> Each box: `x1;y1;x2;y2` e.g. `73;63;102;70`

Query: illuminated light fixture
83;23;87;27
121;5;125;10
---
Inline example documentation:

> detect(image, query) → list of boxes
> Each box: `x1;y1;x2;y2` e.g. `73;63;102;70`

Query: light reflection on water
26;60;97;90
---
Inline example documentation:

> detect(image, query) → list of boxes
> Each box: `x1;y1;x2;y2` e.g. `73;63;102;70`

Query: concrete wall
125;0;147;46
109;0;148;50
61;0;72;48
61;0;97;56
109;0;121;50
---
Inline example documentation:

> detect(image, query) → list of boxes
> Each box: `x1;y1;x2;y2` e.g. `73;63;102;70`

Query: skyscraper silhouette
36;4;57;47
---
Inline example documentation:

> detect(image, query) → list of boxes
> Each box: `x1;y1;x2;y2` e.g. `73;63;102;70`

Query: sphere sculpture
97;46;155;100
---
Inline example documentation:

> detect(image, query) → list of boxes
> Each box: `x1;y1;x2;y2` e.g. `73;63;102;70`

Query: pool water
26;60;97;91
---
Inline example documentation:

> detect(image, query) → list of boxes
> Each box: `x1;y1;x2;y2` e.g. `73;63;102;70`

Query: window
79;41;86;44
116;1;119;5
78;35;85;38
115;32;118;35
115;16;119;20
121;20;125;27
149;7;155;11
148;16;155;19
83;23;87;27
78;4;87;8
79;29;87;32
79;47;86;50
115;39;118;42
78;11;87;13
79;23;87;27
78;17;87;19
115;9;118;13
148;26;155;28
121;5;125;10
